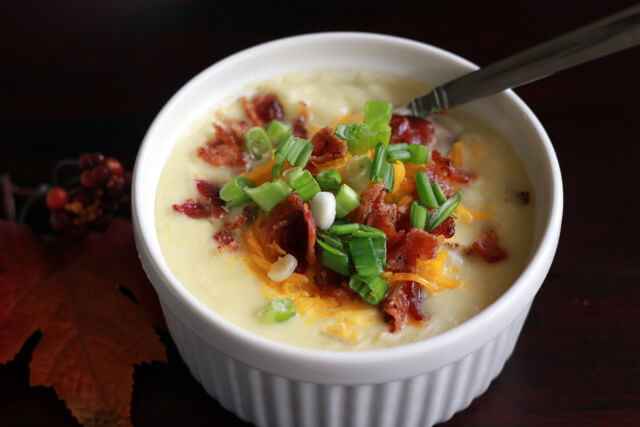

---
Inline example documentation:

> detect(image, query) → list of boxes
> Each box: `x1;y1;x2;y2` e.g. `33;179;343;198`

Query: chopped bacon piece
427;150;474;197
172;199;208;219
314;267;358;301
196;180;227;218
228;119;252;141
310;127;348;165
369;210;405;249
214;230;238;252
197;124;247;167
302;202;317;266
387;228;439;273
430;216;455;238
260;194;316;272
381;281;427;332
390;114;435;146
349;182;384;225
253;93;285;124
472;229;507;263
292;101;310;138
225;213;247;230
242;96;263;127
349;183;405;248
173;180;227;219
243;93;285;127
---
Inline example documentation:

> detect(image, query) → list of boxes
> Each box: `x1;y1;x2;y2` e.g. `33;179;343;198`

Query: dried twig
1;173;16;221
1;173;47;221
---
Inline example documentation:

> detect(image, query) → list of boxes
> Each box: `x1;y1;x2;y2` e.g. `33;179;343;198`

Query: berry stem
1;173;46;221
1;173;16;221
17;183;49;224
51;158;79;186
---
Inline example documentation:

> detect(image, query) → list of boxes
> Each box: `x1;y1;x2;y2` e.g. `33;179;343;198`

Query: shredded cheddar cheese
450;141;464;167
455;205;494;224
471;144;486;157
330;112;364;130
382;248;463;294
392;161;405;193
313;153;352;174
416;249;461;290
243;221;374;341
383;272;439;293
397;195;413;207
237;122;466;341
242;157;275;184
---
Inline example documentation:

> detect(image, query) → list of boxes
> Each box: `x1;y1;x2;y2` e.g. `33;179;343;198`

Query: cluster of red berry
46;152;131;238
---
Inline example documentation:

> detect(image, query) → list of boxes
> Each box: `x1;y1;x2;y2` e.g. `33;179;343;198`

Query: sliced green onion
316;239;351;276
316;169;342;191
387;149;411;163
371;121;392;147
328;222;360;236
408;144;430;164
244;179;292;212
431;182;447;205
334;123;359;141
292;170;320;201
326;222;386;240
344;155;372;193
294;142;313;168
219;176;256;209
276;134;313;168
353;230;382;239
364;101;393;125
317;231;346;251
369;142;387;181
335;184;361;218
410;200;427;229
425;209;433;227
266;120;291;146
257;297;297;323
369;141;395;192
283;166;303;183
427;190;462;231
381;162;395;192
348;275;388;305
371;237;388;268
336;122;391;155
275;133;296;156
335;123;367;155
243;126;272;159
271;153;286;179
347;237;382;277
357;224;386;239
388;143;408;152
415;171;438;208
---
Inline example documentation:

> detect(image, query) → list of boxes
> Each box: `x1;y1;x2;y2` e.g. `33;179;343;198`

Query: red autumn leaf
0;218;166;427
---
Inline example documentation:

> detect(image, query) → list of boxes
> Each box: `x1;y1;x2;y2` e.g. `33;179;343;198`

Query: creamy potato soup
155;70;535;350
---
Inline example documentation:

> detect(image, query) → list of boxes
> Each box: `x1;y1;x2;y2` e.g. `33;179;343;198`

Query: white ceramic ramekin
132;33;563;427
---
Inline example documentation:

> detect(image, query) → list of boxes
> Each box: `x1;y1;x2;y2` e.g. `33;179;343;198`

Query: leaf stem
51;159;79;186
1;173;16;221
17;184;49;224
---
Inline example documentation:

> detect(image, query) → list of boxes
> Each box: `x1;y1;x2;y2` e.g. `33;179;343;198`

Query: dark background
1;1;639;426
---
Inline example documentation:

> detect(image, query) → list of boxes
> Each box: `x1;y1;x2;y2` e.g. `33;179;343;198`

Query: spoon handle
412;4;640;114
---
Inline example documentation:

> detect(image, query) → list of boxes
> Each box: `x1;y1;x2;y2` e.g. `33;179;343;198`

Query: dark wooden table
2;1;639;426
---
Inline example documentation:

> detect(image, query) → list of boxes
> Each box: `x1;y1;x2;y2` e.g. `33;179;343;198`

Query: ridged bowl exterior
160;299;530;427
132;33;562;427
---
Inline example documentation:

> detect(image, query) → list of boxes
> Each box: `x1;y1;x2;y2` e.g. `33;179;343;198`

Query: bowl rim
133;31;563;383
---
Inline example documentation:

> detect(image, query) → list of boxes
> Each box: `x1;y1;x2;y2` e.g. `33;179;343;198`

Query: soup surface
155;70;534;350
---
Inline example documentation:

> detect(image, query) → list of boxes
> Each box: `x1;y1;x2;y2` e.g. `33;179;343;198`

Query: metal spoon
400;4;640;116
